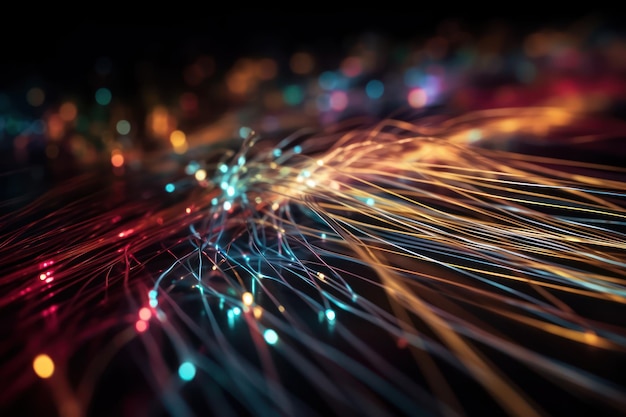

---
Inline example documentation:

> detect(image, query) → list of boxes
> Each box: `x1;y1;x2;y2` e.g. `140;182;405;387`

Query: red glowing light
135;320;148;333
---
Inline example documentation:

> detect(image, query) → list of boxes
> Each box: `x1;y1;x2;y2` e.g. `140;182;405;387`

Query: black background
2;9;621;91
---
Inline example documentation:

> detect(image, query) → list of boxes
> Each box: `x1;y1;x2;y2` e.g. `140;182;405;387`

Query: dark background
2;10;620;91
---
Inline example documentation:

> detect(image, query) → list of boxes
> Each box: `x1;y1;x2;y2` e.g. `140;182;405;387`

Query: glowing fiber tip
33;354;55;379
263;329;279;345
178;362;196;381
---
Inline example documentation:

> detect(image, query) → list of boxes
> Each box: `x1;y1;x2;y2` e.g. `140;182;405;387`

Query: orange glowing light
169;130;186;147
584;332;598;345
242;292;254;306
227;72;250;95
499;119;519;132
147;106;175;139
138;307;152;321
173;142;188;154
47;114;65;140
111;152;124;168
59;102;77;121
33;354;55;378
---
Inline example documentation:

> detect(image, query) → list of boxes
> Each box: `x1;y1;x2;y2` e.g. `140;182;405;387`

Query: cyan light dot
165;183;175;193
95;88;112;105
185;161;199;175
239;126;252;139
365;80;384;99
283;85;304;106
178;362;196;381
318;71;338;90
263;329;278;345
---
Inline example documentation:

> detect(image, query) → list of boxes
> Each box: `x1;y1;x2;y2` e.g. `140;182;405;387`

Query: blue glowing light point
165;183;175;193
239;126;252;139
365;80;384;99
185;161;200;175
318;71;338;90
95;88;112;105
178;362;196;381
325;309;336;321
263;329;279;345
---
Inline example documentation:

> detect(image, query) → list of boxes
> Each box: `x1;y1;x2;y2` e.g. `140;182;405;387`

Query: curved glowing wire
1;107;625;417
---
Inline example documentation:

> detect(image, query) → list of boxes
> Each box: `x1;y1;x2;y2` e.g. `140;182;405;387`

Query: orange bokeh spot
138;307;152;321
33;354;55;378
111;153;124;168
59;102;77;121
